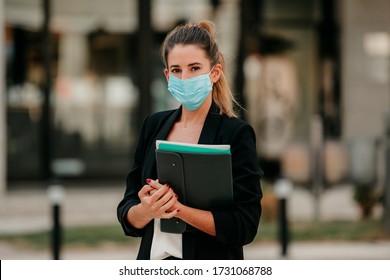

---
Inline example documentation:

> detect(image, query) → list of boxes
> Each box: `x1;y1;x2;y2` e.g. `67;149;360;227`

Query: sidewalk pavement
0;181;389;260
2;239;390;260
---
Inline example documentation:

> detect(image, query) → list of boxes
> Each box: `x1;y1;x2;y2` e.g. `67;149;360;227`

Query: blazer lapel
153;102;223;145
143;107;181;181
155;106;182;141
198;102;223;145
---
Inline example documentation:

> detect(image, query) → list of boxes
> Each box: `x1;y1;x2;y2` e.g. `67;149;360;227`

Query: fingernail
165;184;170;188
175;194;178;198
146;178;151;183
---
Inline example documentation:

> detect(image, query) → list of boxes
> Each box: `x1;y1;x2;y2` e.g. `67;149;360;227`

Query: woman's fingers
147;179;171;202
140;178;179;218
159;189;177;209
161;208;179;219
146;179;163;189
138;184;154;198
151;186;174;208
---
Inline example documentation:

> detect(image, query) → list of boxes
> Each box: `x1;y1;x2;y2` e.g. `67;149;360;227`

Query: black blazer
117;103;263;259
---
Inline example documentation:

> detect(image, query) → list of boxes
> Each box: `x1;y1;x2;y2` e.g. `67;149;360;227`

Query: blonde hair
161;20;239;117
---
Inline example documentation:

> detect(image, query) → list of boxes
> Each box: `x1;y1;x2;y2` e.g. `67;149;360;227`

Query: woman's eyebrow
188;62;202;67
170;62;202;69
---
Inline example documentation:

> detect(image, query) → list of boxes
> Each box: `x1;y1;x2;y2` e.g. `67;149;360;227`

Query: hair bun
196;20;216;38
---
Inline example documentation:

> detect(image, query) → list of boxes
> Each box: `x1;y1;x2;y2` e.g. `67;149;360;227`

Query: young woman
117;20;263;260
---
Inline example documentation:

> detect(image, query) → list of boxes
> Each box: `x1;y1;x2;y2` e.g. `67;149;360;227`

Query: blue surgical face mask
167;69;214;111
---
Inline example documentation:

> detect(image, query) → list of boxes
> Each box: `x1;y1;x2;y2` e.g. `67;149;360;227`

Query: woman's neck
180;98;212;127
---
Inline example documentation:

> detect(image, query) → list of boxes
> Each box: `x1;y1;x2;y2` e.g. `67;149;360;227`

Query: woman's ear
211;63;222;83
164;69;169;81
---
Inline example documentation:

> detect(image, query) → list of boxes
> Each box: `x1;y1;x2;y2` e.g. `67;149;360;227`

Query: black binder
156;149;233;234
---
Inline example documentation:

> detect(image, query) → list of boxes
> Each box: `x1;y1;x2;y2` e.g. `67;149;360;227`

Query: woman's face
164;44;220;81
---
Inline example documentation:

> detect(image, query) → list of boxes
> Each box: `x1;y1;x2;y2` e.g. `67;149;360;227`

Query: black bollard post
48;181;64;260
52;202;61;260
279;197;288;256
274;178;293;258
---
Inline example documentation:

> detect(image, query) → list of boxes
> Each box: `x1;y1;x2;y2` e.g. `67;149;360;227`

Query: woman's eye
191;66;200;71
171;69;180;73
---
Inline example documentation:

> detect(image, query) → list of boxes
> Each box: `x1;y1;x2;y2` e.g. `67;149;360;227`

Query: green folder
156;140;230;155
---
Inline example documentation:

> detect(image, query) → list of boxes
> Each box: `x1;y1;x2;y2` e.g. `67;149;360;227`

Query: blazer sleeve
212;122;263;247
117;115;150;237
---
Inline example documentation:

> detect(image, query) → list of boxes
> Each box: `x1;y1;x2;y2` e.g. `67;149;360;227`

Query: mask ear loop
209;65;216;75
209;65;217;86
209;66;216;85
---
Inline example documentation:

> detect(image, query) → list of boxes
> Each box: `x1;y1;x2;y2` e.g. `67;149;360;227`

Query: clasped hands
138;178;181;220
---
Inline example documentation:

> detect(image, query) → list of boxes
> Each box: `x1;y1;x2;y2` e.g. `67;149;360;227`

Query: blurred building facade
0;0;389;197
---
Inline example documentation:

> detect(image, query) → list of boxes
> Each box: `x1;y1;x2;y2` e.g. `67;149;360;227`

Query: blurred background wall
1;0;389;205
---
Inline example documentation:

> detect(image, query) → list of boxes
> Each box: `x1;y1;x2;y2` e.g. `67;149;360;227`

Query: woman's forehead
167;44;209;66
